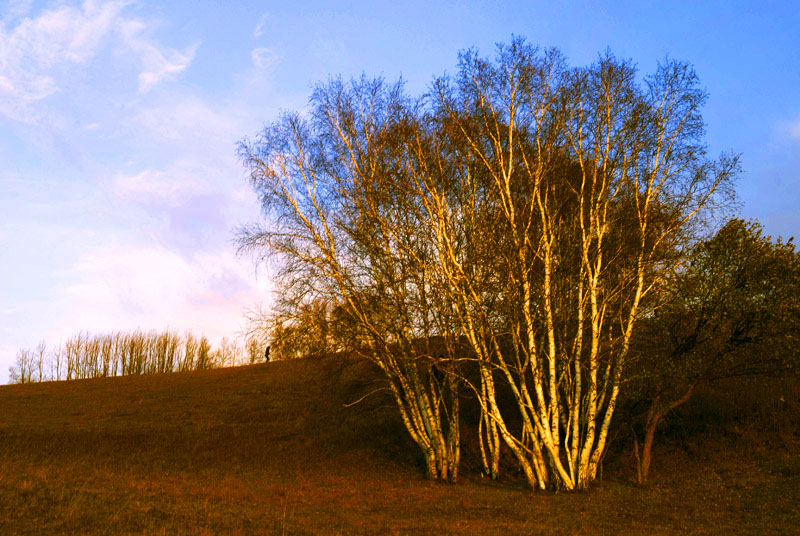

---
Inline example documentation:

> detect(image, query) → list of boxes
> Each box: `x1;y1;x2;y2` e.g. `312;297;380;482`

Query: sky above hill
2;0;799;382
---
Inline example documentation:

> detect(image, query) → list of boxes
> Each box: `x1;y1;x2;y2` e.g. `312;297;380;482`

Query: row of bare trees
238;39;738;490
9;330;266;384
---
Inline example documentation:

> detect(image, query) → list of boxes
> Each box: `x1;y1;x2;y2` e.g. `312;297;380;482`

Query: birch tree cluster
9;330;262;383
239;38;737;489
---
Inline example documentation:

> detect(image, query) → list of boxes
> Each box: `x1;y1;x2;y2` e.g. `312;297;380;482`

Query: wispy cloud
0;1;125;106
251;47;280;71
138;43;198;92
2;0;34;22
63;244;256;342
775;113;800;145
132;94;240;150
118;18;199;92
0;0;197;119
113;168;201;206
311;37;349;67
790;117;800;142
253;12;269;39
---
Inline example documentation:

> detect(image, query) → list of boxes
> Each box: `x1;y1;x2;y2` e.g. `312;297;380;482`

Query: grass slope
0;357;797;535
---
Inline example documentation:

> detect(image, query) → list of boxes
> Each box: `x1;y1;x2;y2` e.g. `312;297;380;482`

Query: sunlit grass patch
0;359;797;534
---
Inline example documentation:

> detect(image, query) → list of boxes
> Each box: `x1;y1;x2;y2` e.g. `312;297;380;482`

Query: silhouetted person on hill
432;355;446;383
264;346;271;362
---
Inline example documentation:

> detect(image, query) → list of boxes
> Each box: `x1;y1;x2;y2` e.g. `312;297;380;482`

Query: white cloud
253;13;269;39
62;244;257;344
109;166;233;260
0;0;197;119
113;168;199;205
0;1;281;382
0;1;125;103
790;118;800;142
251;47;280;71
118;18;199;92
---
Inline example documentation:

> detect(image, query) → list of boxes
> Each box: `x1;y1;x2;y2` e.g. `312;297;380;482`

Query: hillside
0;357;797;535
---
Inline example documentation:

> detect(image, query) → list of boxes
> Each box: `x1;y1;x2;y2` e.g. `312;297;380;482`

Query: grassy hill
0;357;797;535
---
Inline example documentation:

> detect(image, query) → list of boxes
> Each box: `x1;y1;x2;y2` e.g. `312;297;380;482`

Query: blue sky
2;0;799;382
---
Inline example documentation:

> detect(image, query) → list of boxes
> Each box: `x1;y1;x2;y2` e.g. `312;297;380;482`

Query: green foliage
625;218;800;483
633;218;800;392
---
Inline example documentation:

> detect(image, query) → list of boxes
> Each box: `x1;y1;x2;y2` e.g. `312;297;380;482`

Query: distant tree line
9;330;267;384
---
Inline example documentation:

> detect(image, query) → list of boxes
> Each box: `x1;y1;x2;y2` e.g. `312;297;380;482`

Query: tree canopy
239;38;738;489
627;218;800;483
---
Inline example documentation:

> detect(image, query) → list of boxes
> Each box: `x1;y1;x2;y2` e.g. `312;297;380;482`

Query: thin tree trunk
636;384;695;485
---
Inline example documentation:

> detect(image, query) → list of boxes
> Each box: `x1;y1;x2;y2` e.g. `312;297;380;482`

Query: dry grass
0;357;797;535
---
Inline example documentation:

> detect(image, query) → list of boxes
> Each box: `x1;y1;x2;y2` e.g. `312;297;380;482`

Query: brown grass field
0;357;797;535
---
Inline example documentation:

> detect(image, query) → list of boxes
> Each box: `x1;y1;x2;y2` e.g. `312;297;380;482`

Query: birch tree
238;78;462;481
420;40;737;489
239;38;736;488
